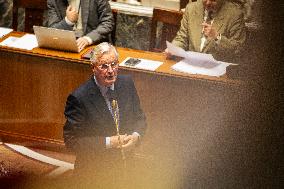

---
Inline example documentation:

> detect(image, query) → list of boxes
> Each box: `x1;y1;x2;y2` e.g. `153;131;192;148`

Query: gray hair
90;42;118;66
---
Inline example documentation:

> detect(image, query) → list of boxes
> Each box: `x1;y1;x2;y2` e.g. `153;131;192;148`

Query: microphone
106;89;126;162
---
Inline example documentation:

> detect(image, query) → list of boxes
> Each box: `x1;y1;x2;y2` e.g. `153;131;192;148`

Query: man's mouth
106;75;114;80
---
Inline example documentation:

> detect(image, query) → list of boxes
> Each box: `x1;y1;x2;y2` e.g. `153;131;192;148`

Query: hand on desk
164;48;172;59
77;37;89;51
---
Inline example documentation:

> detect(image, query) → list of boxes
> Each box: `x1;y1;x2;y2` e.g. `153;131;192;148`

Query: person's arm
47;0;73;30
84;0;114;44
211;10;246;56
121;77;147;151
63;94;106;153
171;3;192;51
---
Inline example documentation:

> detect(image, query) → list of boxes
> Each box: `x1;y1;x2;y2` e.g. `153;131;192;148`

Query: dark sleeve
47;0;73;30
85;0;114;43
212;10;246;57
63;94;106;154
129;78;147;137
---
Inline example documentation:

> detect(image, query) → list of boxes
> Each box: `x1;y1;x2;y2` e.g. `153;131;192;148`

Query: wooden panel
12;0;47;33
150;8;183;51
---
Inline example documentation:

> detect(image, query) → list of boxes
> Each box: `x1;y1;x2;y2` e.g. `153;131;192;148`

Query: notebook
33;26;81;53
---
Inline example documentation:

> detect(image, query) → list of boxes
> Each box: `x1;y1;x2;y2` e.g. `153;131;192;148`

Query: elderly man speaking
63;42;147;188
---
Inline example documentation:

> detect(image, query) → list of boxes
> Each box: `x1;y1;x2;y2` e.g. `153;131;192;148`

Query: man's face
202;0;222;12
92;50;118;87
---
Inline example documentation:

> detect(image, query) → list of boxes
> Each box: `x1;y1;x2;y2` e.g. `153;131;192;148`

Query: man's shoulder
185;0;202;11
117;75;132;82
222;1;244;16
71;77;94;97
117;75;133;86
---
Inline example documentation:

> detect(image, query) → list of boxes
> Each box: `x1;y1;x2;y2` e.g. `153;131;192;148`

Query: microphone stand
111;100;127;169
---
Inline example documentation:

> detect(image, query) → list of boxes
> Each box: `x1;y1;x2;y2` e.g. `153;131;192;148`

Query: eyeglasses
97;62;118;70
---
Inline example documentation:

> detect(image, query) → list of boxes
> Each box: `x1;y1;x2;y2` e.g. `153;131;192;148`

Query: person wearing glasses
63;42;147;188
47;0;114;51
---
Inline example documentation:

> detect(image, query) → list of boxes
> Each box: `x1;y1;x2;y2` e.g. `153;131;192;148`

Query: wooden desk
0;32;243;159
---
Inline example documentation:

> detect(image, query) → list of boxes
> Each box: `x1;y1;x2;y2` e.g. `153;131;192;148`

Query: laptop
33;26;81;53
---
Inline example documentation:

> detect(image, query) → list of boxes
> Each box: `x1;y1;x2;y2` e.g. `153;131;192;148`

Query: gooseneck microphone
106;89;126;165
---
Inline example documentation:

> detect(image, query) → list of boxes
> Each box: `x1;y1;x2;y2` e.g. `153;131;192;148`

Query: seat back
111;9;118;45
149;7;183;52
12;0;47;33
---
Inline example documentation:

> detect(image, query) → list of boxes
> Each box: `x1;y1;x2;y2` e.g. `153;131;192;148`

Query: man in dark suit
63;42;146;188
47;0;114;51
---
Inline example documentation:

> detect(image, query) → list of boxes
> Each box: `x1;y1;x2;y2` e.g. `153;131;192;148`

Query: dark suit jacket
47;0;114;43
64;75;146;172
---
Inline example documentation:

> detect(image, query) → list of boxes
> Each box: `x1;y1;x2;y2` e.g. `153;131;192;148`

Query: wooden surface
0;32;243;159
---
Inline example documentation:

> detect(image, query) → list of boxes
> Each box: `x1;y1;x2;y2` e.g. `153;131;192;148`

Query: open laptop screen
33;26;81;53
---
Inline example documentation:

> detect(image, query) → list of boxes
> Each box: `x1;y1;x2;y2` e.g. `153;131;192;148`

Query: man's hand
110;134;127;148
66;5;78;23
76;37;89;51
201;23;218;40
164;48;172;59
121;134;139;152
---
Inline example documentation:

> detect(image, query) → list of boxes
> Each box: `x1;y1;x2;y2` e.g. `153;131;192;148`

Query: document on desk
0;34;38;50
120;57;163;71
0;27;13;38
166;41;231;76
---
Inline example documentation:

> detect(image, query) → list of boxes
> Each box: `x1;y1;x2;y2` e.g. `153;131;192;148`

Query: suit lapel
190;2;204;52
81;0;90;33
57;0;68;18
87;78;113;123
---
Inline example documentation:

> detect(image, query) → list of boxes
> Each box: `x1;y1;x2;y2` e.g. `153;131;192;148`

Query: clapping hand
201;22;218;40
121;134;139;151
66;5;78;23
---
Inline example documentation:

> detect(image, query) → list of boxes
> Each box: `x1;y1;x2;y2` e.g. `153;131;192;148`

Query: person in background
0;0;11;27
63;42;147;188
47;0;114;51
166;0;246;62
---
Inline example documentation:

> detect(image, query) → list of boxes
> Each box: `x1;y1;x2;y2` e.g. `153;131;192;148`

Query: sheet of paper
0;27;13;38
172;58;231;77
0;36;19;46
8;34;38;50
166;41;219;67
120;57;163;71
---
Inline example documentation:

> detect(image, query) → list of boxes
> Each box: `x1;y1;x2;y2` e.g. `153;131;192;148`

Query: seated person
47;0;114;51
166;0;246;62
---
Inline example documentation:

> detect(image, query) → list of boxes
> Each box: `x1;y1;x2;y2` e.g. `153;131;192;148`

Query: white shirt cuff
83;36;93;45
65;16;75;26
106;137;111;149
132;132;140;137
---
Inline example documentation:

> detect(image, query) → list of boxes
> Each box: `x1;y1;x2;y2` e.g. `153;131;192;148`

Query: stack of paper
0;34;38;50
166;41;232;77
120;57;163;71
0;27;13;38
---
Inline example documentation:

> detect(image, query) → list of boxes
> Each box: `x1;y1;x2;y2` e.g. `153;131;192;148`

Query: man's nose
107;65;114;73
205;0;212;6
